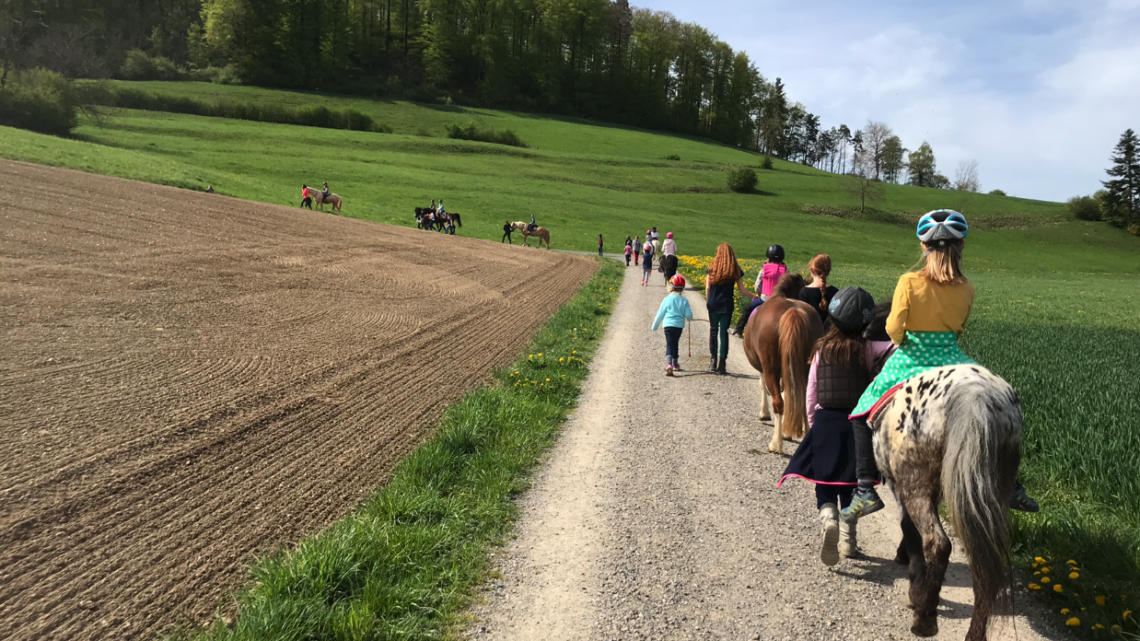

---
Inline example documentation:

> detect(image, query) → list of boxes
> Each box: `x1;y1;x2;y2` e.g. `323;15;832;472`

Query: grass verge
170;258;623;641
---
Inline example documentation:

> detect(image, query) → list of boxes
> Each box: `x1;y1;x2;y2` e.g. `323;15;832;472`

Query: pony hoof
768;444;782;454
904;593;914;609
894;550;909;566
911;617;938;637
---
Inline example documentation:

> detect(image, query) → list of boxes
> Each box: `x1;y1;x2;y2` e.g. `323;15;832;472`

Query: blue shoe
841;487;884;522
1010;481;1039;513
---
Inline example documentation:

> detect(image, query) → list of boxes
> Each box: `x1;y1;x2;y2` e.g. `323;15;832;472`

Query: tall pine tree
1102;128;1140;230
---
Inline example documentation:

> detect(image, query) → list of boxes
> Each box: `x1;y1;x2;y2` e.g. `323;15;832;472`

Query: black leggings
852;418;880;483
502;231;512;243
301;197;312;209
735;296;763;333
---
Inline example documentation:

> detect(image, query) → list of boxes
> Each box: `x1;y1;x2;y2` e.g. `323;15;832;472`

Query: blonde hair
918;242;967;284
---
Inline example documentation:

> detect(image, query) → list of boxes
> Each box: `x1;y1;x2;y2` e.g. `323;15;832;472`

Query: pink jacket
756;263;787;298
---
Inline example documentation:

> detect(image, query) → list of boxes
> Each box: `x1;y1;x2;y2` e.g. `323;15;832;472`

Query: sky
644;0;1140;202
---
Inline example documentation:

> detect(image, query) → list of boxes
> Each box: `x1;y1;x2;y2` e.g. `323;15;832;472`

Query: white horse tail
940;366;1020;624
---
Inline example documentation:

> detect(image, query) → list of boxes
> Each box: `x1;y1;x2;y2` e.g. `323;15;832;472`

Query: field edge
166;258;624;641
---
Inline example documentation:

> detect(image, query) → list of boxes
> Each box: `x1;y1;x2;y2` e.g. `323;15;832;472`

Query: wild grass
166;259;622;641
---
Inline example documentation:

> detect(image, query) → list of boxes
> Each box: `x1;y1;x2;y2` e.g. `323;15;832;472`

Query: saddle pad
866;382;904;426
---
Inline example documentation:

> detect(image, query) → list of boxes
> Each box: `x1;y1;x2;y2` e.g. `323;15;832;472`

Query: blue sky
646;0;1140;202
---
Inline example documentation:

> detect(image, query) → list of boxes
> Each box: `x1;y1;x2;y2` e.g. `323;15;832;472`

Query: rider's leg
842;418;885;520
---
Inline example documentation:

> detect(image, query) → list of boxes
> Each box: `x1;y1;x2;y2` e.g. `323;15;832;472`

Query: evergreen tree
1102;128;1140;228
907;142;937;188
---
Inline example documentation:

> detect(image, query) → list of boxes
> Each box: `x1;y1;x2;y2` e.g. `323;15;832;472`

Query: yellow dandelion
1113;625;1122;631
1041;567;1050;574
572;350;577;355
1054;584;1064;593
1125;610;1132;620
1096;596;1106;606
1065;617;1080;627
559;357;564;362
545;378;550;382
1034;571;1041;575
1061;609;1070;615
1094;623;1104;629
528;354;533;359
1067;559;1078;565
1035;557;1046;563
1028;584;1041;590
1041;577;1051;584
1069;572;1079;579
537;353;543;357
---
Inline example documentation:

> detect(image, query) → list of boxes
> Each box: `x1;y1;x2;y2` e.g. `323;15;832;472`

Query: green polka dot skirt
851;331;976;418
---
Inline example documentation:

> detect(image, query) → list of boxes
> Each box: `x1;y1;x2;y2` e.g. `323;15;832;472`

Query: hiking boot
841;487;884;522
716;359;727;375
709;357;718;372
1010;481;1039;513
839;518;858;558
819;503;840;567
665;364;674;377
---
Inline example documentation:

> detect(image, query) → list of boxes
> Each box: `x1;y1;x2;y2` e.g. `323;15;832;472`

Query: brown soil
0;160;597;640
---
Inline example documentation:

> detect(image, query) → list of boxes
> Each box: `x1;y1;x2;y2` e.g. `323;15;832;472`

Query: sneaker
1010;481;1039;513
819;504;840;567
665;365;674;377
841;487;884;522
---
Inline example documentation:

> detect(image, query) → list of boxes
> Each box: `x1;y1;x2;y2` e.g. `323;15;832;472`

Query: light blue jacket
651;293;693;330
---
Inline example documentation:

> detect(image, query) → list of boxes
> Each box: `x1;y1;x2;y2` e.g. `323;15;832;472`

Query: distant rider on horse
528;214;537;233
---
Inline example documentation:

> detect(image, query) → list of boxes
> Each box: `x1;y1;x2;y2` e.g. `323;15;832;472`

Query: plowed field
0;160;597;640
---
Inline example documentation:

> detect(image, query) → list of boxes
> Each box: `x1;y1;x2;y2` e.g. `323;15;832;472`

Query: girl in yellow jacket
842;210;1038;520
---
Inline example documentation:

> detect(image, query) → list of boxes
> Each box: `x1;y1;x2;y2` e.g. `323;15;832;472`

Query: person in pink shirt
777;287;888;566
733;244;787;336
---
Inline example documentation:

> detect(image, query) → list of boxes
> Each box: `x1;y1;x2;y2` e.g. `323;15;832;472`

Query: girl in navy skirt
778;287;893;566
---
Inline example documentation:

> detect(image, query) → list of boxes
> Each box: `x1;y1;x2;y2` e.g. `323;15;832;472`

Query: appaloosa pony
742;273;824;453
870;363;1021;640
512;222;550;249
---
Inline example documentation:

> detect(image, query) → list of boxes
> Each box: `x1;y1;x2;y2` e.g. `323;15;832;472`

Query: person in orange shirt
301;185;312;209
842;210;1038;520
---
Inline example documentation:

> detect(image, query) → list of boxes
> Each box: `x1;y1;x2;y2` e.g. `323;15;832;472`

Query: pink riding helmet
666;232;673;238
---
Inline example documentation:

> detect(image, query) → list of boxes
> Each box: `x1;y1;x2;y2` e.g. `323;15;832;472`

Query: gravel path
466;263;1058;641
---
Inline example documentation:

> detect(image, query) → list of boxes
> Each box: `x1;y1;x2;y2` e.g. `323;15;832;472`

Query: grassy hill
3;82;1140;618
7;81;1134;276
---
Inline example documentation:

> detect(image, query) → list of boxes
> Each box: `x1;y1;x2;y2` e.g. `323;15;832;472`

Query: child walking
842;210;1039;521
779;287;891;565
624;241;632;266
734;244;787;336
705;243;754;374
651;274;694;377
640;239;654;286
598;234;604;256
633;235;641;266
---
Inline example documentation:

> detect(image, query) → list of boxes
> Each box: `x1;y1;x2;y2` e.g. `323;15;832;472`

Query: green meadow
2;81;1139;632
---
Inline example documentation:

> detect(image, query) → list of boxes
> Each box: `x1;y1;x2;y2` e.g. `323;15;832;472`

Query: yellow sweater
886;272;975;345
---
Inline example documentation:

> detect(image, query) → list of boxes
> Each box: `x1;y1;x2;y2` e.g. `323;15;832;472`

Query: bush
0;68;79;136
119;49;187;81
664;154;680;161
85;87;391;133
188;64;242;85
761;155;774;170
445;122;527;147
727;165;758;193
988;189;1007;197
1068;195;1102;221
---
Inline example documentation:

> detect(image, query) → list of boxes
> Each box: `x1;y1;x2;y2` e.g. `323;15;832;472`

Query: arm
683;299;694;321
754;266;764;292
736;277;754;299
651;301;667;331
806;354;820;428
886;277;911;345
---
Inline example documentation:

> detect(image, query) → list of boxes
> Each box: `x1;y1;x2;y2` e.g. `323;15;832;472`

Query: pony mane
772;273;806;299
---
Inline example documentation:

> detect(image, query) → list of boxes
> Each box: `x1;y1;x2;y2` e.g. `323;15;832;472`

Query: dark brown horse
742;273;824;453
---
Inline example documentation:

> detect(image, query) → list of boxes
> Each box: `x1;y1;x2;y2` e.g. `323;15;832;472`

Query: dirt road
0;161;596;640
467;264;1057;640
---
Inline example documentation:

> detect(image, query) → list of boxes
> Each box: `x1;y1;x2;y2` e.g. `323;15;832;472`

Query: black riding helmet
828;286;876;333
766;244;785;261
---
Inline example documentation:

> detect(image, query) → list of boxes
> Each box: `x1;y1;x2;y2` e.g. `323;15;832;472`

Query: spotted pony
871;364;1022;640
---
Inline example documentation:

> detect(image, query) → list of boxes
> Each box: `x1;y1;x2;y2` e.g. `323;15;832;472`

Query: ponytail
818;274;829;312
806;253;833;311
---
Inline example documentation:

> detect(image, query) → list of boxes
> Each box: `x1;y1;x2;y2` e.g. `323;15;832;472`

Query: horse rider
528;214;537;233
301;184;313;209
321;182;330;202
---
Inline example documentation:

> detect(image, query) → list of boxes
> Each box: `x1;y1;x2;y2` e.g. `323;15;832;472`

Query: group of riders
300;183;331;210
415;199;459;234
652;210;1040;576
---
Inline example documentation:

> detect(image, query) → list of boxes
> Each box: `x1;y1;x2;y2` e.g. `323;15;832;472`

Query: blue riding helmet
917;210;968;246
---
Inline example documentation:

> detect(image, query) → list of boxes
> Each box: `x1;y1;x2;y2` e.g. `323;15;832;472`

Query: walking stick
688;324;691;358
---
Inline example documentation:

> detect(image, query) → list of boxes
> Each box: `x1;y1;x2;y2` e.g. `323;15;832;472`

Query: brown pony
512;222;550;249
314;192;343;213
742;273;824;453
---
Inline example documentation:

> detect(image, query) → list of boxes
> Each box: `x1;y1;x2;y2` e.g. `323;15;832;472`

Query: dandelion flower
1035;557;1046;563
1029;584;1041;590
1061;609;1070;615
537;353;543;357
1094;623;1105;629
1096;596;1106;606
1067;560;1078;565
1065;617;1080;627
1113;625;1122;631
1069;572;1079;579
1034;571;1041;576
572;351;577;355
1054;585;1063;593
1041;567;1050;574
545;378;550;382
1041;577;1051;584
1125;610;1132;620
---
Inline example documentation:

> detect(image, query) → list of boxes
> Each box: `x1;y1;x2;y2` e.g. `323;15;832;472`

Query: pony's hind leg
763;372;783;453
898;486;950;637
758;373;772;420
